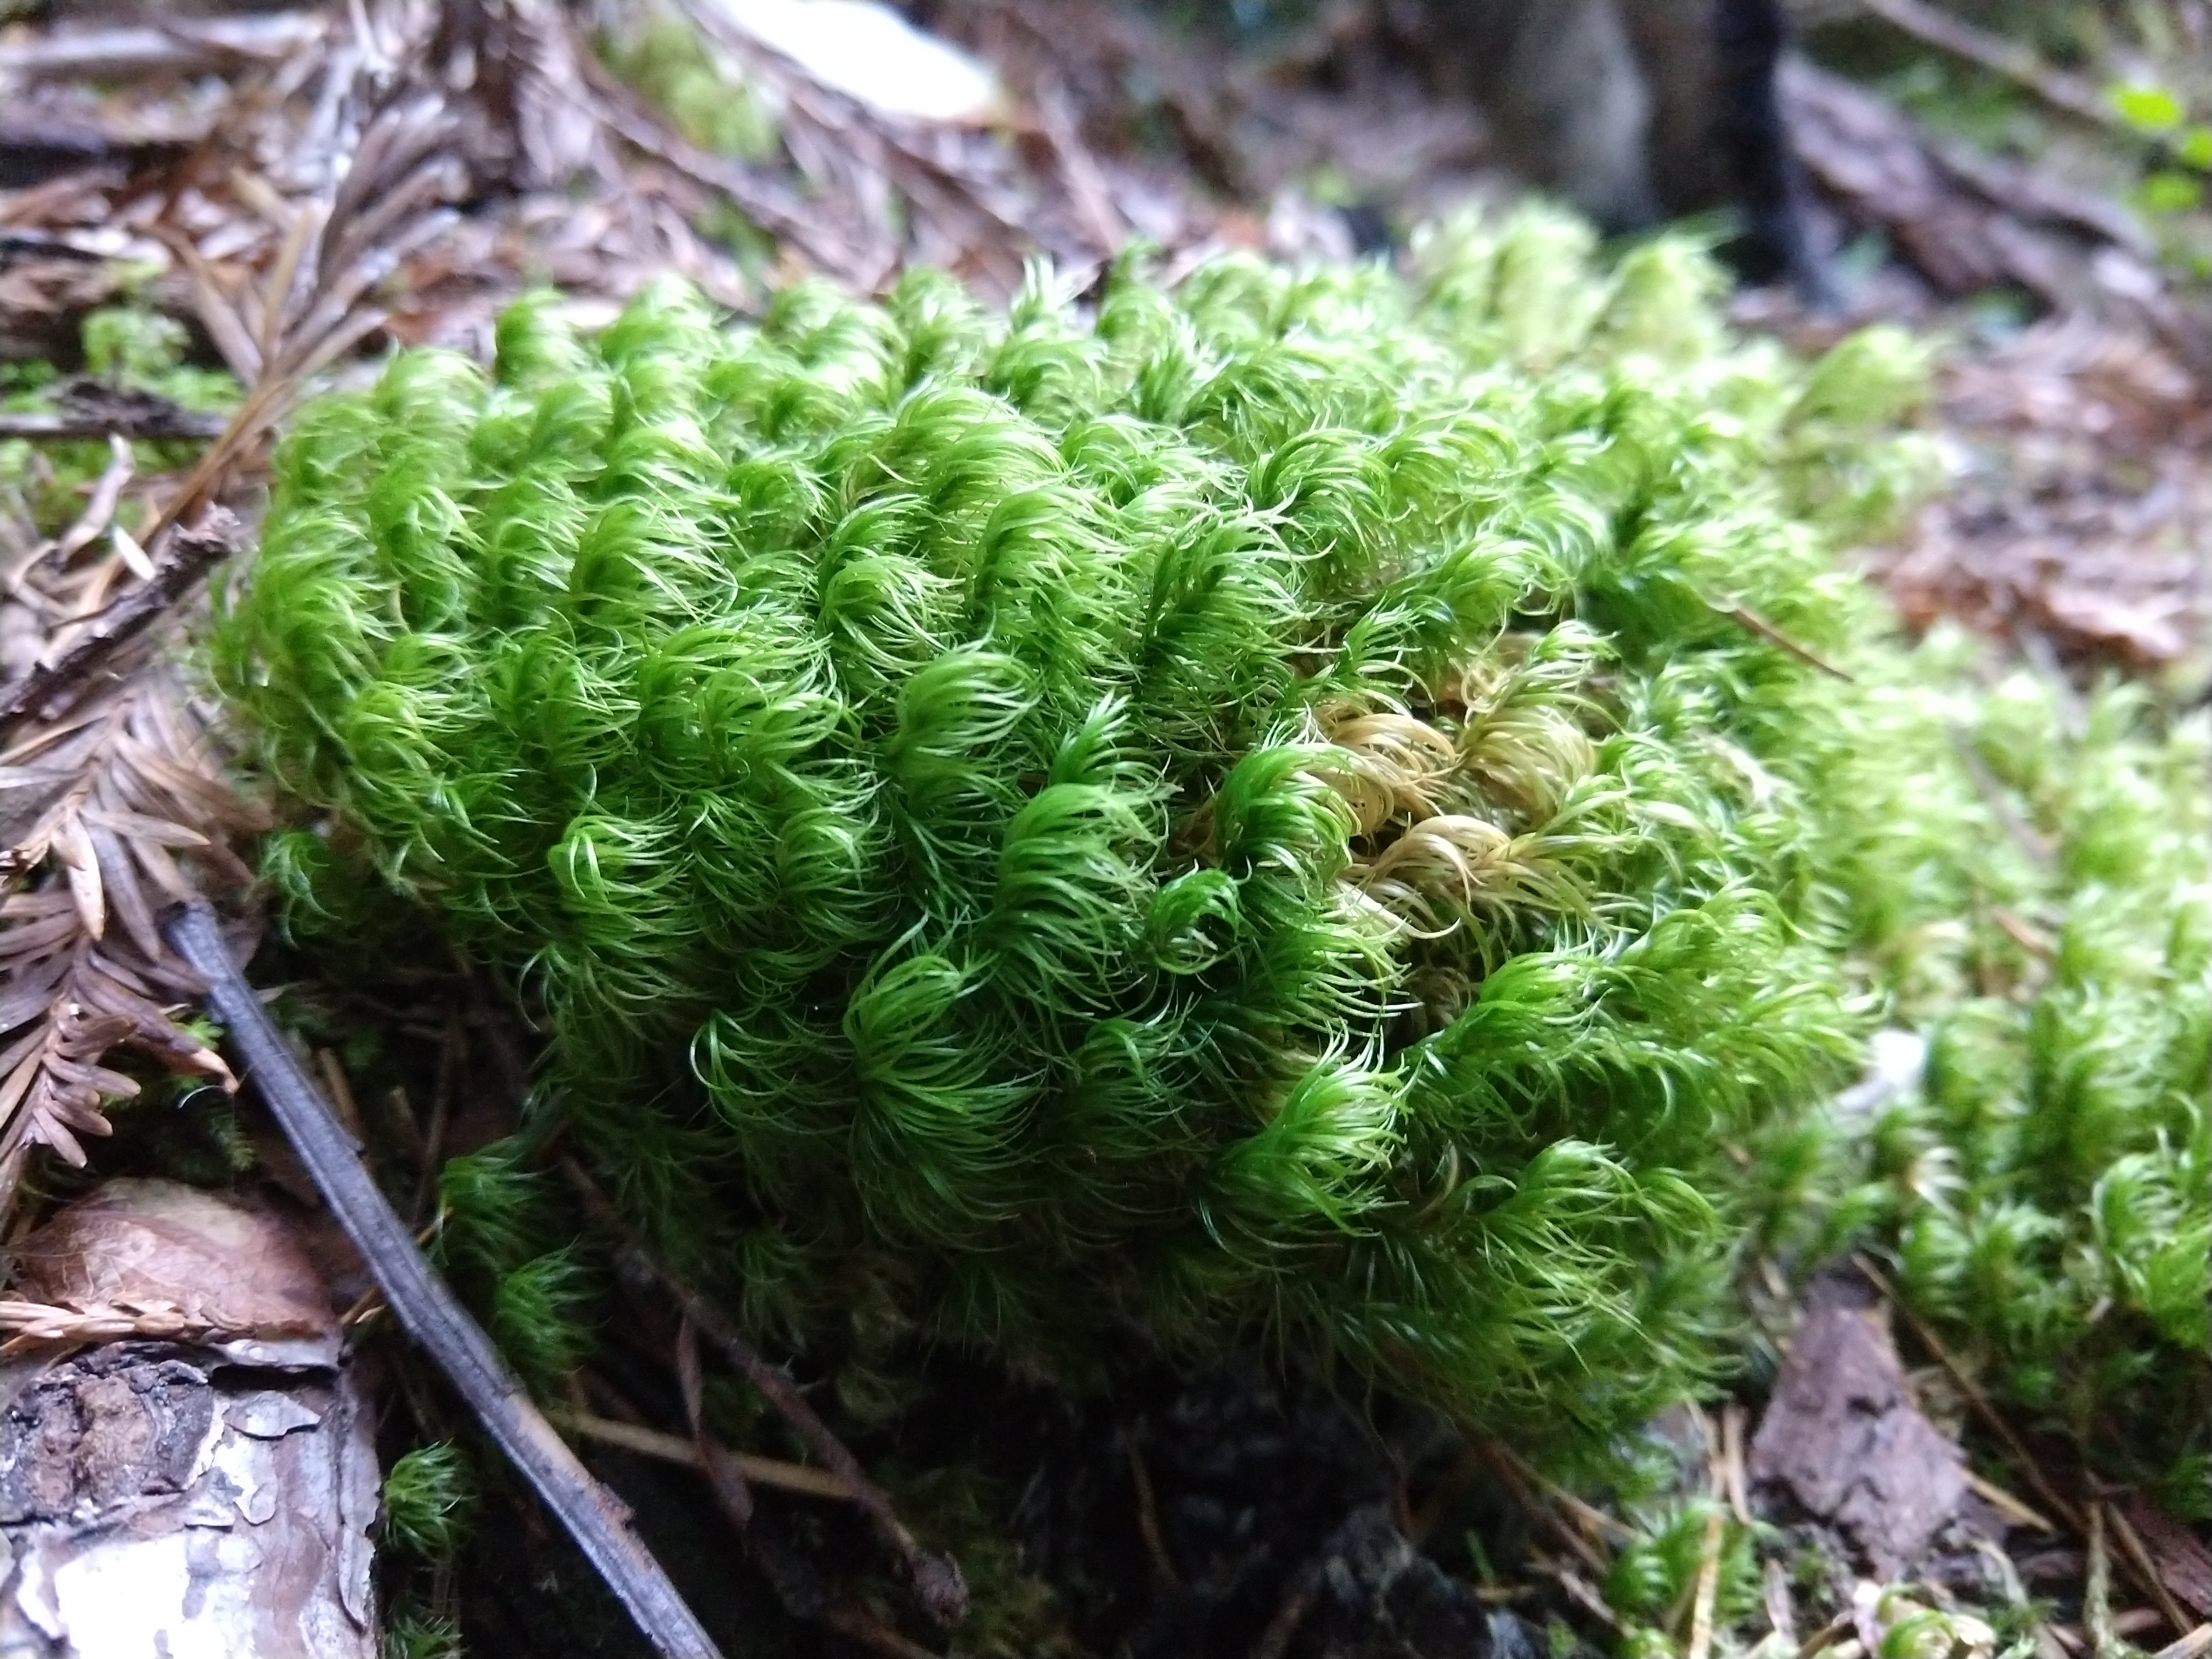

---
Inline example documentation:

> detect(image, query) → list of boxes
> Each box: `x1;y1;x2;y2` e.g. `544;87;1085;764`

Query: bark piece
0;1180;376;1657
0;380;227;442
1749;1284;1966;1578
2123;1492;2212;1620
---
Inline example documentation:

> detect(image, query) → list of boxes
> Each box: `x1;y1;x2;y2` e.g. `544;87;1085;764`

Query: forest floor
0;3;2204;1658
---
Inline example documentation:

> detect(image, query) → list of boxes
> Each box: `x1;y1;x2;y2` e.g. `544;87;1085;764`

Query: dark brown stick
565;1160;969;1626
0;512;241;730
167;902;725;1659
0;409;228;442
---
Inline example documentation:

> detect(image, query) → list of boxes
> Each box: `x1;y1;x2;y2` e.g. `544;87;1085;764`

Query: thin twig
1797;1612;1854;1659
1485;1437;1636;1550
676;1314;762;1539
167;902;724;1659
1126;1433;1180;1589
1714;600;1855;681
2152;1627;2212;1659
52;435;132;567
1963;1469;2056;1534
1536;1558;1626;1631
1948;728;2056;867
2108;1500;2193;1642
1764;1558;1798;1645
545;1403;853;1501
2088;1504;2122;1659
1250;1553;1325;1659
1721;1403;1752;1525
563;1159;968;1626
1689;1507;1725;1659
0;512;242;730
314;1047;364;1139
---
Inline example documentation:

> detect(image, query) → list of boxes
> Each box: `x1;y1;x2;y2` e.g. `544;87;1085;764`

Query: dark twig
1250;1551;1325;1659
1126;1432;1180;1589
0;409;227;443
0;510;241;729
2088;1504;2122;1659
167;902;725;1659
677;1315;757;1532
1948;727;2056;867
564;1159;969;1626
410;1009;461;1227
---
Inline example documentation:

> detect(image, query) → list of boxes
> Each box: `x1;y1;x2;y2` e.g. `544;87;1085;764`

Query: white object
1831;1028;1929;1122
710;0;1004;125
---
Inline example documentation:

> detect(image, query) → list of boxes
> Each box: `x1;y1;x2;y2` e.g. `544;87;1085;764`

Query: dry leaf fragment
1748;1275;1967;1578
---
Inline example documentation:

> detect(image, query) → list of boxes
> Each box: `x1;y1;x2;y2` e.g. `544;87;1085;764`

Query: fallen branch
1848;0;2178;155
167;901;725;1659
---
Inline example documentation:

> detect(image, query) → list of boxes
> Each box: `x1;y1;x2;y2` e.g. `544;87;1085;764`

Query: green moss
381;1442;477;1559
599;8;779;164
0;305;238;538
1855;669;2210;1502
210;212;2205;1494
1602;1497;1760;1637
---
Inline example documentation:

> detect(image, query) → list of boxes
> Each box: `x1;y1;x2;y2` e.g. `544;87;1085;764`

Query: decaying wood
167;902;726;1659
0;1179;377;1656
1782;58;2209;370
2123;1495;2212;1622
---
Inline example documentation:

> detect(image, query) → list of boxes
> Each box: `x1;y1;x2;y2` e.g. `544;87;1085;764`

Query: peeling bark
0;1180;380;1657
